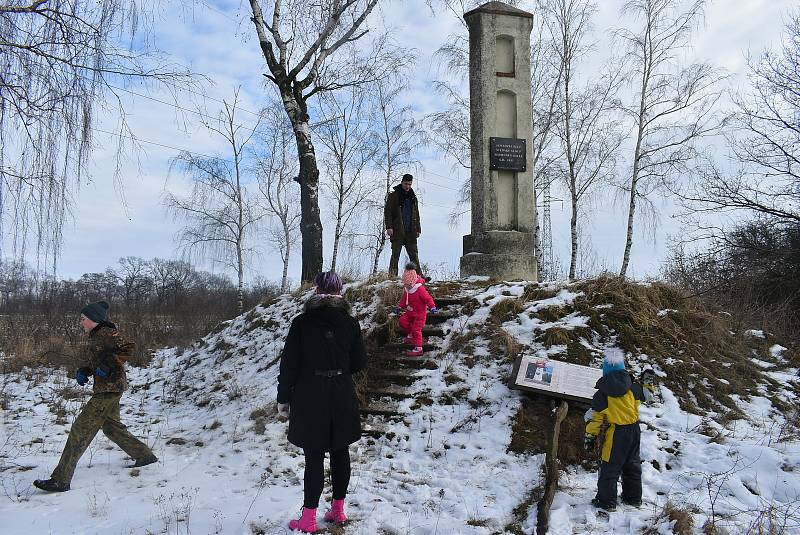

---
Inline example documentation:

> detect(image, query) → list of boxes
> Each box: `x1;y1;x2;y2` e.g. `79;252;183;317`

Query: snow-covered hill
1;278;799;534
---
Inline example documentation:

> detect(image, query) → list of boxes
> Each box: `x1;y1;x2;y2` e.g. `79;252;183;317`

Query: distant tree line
0;257;279;367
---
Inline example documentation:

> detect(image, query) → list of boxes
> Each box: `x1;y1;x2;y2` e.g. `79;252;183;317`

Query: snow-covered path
3;281;800;534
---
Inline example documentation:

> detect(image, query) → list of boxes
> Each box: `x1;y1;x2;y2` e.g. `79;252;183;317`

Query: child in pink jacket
396;264;437;357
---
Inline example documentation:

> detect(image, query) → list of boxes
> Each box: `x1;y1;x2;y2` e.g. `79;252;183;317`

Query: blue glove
430;307;438;313
94;350;120;380
75;367;92;386
395;306;403;315
94;365;110;379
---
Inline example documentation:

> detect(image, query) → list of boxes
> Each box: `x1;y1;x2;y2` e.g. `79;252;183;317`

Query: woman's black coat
277;295;367;451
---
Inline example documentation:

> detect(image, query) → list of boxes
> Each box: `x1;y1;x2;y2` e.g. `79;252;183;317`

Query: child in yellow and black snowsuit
585;353;654;512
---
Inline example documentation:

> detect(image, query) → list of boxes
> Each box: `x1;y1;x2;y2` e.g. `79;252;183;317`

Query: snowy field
2;281;799;534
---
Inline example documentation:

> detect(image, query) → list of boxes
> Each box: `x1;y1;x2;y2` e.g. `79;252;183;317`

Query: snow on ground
2;280;800;534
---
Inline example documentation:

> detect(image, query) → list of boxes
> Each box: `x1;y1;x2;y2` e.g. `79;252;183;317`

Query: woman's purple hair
314;271;343;295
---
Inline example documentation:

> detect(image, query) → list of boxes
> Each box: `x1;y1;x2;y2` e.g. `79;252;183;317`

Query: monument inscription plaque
489;137;526;171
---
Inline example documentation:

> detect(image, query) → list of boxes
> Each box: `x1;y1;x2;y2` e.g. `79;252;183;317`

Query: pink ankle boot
289;507;317;532
405;346;424;357
324;498;348;524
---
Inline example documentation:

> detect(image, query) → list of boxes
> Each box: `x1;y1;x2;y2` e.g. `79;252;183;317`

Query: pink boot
289;507;317;533
324;498;348;524
405;346;424;357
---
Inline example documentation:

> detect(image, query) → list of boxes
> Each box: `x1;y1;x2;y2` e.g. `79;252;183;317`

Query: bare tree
674;10;800;252
546;0;623;280
425;86;471;173
315;83;377;272
148;258;196;307
116;256;154;309
423;0;476;227
246;0;386;282
0;1;190;269
615;0;724;278
366;72;424;275
255;103;300;293
164;91;263;313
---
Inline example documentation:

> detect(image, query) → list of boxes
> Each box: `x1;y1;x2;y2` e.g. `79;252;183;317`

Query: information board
489;137;527;171
509;355;602;403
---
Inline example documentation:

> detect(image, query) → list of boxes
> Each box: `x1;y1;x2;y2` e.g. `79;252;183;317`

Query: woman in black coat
277;271;366;533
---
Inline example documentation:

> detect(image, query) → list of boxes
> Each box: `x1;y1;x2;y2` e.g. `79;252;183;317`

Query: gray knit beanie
80;301;109;323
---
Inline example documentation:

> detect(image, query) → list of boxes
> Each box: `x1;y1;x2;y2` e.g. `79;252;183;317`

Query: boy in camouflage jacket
33;301;157;492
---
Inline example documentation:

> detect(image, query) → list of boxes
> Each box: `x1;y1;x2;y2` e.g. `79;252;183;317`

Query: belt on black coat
314;369;343;377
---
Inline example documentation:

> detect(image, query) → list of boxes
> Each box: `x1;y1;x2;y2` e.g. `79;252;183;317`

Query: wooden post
536;400;569;535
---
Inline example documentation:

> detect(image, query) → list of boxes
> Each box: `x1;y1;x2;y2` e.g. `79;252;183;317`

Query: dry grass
493;328;521;362
537;327;573;347
521;284;559;302
377;283;404;308
445;328;478;356
534;305;569;323
488;297;526;324
565;276;770;415
667;502;695;535
643;501;695;535
0;335;83;374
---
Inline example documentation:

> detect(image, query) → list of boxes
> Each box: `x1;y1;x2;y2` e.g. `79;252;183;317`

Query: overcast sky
39;0;798;283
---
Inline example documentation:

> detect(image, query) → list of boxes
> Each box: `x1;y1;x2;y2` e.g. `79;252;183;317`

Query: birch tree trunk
285;96;324;282
616;0;722;278
569;189;579;280
247;0;381;282
331;194;345;272
281;228;291;293
546;0;623;281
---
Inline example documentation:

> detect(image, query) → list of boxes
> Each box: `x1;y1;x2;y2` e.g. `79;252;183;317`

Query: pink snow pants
399;312;426;347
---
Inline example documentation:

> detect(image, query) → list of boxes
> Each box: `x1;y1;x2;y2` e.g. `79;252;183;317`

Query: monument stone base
460;230;537;281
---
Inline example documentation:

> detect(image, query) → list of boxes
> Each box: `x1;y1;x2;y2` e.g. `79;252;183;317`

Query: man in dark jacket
278;271;367;532
34;301;157;493
584;353;654;511
384;173;424;278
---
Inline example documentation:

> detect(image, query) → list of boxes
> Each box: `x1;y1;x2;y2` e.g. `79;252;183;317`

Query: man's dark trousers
389;235;422;277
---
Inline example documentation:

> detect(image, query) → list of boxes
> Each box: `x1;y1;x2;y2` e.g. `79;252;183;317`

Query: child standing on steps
396;263;437;357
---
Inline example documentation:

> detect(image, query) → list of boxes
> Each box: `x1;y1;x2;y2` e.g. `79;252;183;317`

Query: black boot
33;479;70;492
591;498;616;512
128;454;158;468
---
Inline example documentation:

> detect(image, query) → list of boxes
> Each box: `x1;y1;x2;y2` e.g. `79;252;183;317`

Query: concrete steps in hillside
370;368;419;387
365;385;413;401
360;401;402;417
359;293;464;436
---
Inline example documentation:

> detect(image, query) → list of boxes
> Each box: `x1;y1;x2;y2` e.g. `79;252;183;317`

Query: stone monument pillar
460;1;538;281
